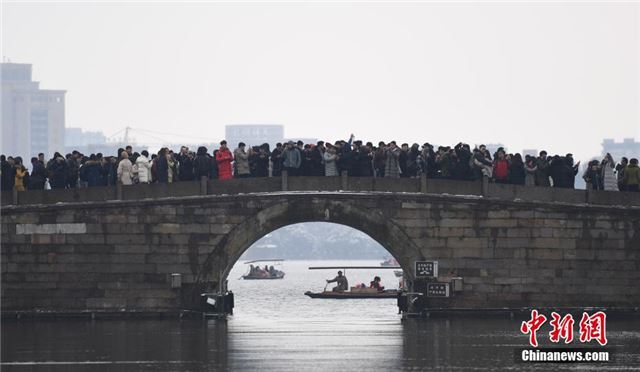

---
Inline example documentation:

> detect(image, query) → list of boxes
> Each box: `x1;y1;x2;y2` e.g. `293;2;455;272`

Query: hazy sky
2;1;639;161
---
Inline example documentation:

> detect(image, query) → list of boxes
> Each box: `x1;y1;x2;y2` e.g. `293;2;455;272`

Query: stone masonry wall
1;192;639;314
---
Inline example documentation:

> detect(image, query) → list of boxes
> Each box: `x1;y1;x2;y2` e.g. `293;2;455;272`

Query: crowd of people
246;264;283;279
1;135;638;193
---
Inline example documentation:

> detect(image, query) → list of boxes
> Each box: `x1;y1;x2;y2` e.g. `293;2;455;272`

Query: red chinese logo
579;311;608;346
521;310;607;347
549;312;574;344
520;310;547;347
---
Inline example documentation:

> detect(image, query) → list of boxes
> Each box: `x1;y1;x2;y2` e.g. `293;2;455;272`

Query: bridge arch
207;197;425;289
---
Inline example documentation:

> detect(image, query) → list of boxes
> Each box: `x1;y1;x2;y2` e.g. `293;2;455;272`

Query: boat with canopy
304;265;402;299
242;259;285;280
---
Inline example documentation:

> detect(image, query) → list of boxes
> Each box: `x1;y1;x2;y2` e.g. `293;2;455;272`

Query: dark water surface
3;261;640;371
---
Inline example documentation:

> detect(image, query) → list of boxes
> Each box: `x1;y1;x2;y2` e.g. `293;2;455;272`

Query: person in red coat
216;140;234;180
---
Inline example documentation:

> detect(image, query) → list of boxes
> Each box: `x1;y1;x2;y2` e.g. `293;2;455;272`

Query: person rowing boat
326;270;348;292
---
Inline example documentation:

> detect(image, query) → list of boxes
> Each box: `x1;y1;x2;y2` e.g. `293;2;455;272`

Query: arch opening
225;222;407;318
209;197;425;288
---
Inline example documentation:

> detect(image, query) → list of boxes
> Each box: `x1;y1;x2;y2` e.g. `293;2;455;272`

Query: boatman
327;271;348;292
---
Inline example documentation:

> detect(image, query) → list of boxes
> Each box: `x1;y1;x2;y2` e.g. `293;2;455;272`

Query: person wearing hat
327;270;348;292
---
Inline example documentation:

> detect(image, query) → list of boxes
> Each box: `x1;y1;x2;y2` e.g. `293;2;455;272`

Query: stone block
479;219;518;228
179;224;210;234
106;234;148;245
448;237;488;249
494;277;522;285
146;254;181;264
397;219;428;228
86;297;127;309
65;234;106;245
511;210;534;219
151;223;181;234
210;224;234;234
114;245;151;254
438;218;474;228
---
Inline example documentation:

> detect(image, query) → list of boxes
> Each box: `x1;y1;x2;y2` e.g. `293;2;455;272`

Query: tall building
1;63;66;160
64;127;108;155
65;127;107;147
225;124;284;149
601;138;640;161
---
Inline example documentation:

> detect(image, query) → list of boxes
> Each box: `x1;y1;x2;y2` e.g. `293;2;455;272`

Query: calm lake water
3;260;640;371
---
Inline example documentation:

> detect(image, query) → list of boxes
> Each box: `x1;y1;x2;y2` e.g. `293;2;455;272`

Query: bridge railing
2;172;639;207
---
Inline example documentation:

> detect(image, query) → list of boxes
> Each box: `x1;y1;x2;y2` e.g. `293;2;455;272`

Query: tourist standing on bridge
48;153;68;190
399;144;409;178
13;157;27;192
623;158;639;192
472;146;492;179
271;143;284;177
308;142;325;176
601;153;617;191
155;148;169;183
283;141;301;176
616;157;628;191
384;141;401;178
323;144;339;176
66;152;80;189
135;150;152;184
374;141;386;178
255;145;270;177
583;160;603;190
79;155;102;187
354;142;374;177
234;143;250;178
194;146;212;180
419;143;437;179
508;153;526;185
28;157;46;190
493;150;509;184
535;151;551;187
216;140;234;180
1;155;15;191
117;151;134;185
452;143;471;180
177;146;194;182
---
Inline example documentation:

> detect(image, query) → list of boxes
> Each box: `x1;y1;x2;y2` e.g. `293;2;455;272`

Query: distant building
225;124;284;149
601;138;640;161
285;137;319;145
1;63;65;160
65;127;107;147
483;143;506;155
64;127;109;156
522;149;538;157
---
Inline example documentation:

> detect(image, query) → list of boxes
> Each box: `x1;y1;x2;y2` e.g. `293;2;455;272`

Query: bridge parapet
2;174;639;208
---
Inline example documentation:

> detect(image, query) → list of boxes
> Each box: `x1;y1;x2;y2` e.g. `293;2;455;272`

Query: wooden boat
380;257;400;267
305;287;398;299
242;272;285;280
242;259;285;280
305;265;402;299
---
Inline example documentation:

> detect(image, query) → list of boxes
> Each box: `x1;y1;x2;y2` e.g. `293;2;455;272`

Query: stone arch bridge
1;176;639;314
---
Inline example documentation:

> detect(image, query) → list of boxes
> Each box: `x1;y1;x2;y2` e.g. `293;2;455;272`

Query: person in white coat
134;150;152;184
601;153;617;191
117;151;134;185
323;145;339;176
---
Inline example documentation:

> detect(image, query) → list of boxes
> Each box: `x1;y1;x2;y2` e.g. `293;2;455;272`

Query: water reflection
2;261;640;370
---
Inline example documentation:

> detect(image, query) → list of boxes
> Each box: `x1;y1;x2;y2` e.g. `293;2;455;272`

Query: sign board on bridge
415;261;438;278
426;282;450;298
